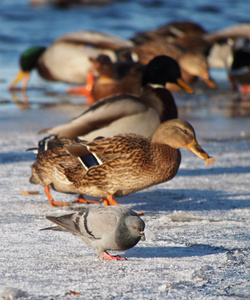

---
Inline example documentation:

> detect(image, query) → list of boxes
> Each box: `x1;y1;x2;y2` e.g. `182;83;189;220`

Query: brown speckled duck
28;135;99;206
54;119;215;206
67;54;144;105
130;20;216;91
131;40;216;91
132;21;207;47
40;55;194;140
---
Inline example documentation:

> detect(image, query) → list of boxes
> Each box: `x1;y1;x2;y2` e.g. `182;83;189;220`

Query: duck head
142;55;194;93
152;119;215;165
9;46;46;91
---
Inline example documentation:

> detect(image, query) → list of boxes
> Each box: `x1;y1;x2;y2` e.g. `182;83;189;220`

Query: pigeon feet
100;252;126;261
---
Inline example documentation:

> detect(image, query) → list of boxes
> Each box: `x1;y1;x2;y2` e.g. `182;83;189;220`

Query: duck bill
140;231;146;241
201;71;216;88
176;78;194;94
9;70;30;91
186;138;215;165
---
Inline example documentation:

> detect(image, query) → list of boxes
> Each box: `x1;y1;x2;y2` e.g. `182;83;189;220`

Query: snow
0;94;249;299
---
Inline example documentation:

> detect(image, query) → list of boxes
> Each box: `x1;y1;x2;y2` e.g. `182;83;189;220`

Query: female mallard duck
67;54;144;105
131;40;216;91
9;31;133;91
54;119;215;206
132;21;207;44
40;55;194;140
130;20;216;90
28;135;99;206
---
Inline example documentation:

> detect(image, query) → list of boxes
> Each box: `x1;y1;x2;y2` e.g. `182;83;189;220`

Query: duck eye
183;129;188;135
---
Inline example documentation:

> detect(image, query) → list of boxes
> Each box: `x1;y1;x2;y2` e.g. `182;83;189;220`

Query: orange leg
99;251;126;261
240;84;250;95
44;186;69;207
100;193;119;206
67;72;95;98
72;194;100;204
67;85;92;96
86;95;95;106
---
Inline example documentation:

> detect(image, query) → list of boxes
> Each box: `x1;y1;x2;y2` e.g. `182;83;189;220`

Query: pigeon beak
140;231;146;241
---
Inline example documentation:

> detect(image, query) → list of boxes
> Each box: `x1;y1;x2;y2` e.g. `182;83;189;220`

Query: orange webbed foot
49;200;70;207
72;194;100;204
44;186;69;207
100;194;119;206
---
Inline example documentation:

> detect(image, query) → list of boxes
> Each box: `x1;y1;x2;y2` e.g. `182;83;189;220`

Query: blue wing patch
78;153;102;170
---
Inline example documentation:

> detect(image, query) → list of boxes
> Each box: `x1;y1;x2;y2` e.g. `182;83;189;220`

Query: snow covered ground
0;90;249;299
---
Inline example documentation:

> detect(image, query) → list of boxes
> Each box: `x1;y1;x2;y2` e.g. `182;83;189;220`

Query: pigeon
42;206;145;260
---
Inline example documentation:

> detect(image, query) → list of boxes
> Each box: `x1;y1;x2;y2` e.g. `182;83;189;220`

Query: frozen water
0;99;249;299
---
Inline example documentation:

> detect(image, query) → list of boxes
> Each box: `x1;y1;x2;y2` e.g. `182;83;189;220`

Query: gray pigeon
42;206;145;260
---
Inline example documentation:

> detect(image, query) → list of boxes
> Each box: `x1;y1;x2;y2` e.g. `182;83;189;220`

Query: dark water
0;0;250;139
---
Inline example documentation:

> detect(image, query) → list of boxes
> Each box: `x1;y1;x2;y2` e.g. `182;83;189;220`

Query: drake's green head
142;55;194;93
20;46;46;71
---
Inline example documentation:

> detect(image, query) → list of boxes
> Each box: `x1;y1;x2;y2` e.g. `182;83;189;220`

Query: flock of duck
11;21;250;260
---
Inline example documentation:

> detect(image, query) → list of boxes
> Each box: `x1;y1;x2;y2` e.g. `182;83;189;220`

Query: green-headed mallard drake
28;135;100;206
39;55;194;140
54;119;215;206
9;31;133;91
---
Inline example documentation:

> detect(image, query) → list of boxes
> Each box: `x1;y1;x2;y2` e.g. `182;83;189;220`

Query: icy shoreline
0;102;249;299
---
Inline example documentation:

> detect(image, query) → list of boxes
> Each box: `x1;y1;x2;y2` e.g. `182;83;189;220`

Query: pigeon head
115;215;145;251
125;215;145;240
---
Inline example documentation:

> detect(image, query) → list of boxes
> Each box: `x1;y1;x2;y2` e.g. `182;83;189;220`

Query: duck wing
39;95;150;138
55;31;134;50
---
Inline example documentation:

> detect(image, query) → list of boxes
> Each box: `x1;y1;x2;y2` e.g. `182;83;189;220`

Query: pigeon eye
133;226;137;229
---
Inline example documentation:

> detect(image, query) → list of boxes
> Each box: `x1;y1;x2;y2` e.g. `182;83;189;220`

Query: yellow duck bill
176;78;195;94
186;138;215;165
9;70;30;90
